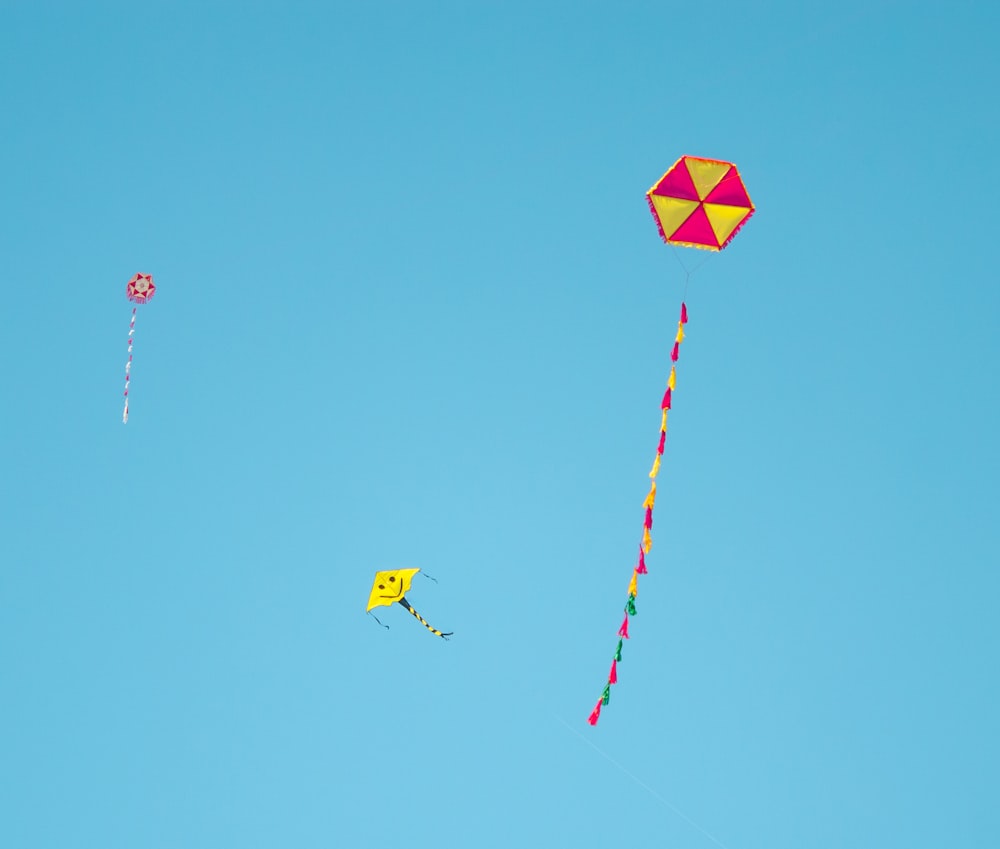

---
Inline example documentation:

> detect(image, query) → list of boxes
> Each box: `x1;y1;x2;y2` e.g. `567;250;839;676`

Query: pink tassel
661;387;672;410
587;700;602;726
680;302;688;323
644;507;653;529
618;613;630;639
657;430;666;454
671;342;680;362
609;659;618;684
636;547;647;574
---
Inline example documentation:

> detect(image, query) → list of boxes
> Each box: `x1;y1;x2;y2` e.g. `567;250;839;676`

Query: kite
646;155;754;251
366;568;453;639
588;156;754;726
122;273;156;424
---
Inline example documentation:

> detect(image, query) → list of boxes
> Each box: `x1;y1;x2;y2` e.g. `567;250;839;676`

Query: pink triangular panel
650;160;699;201
667;204;719;248
703;168;752;207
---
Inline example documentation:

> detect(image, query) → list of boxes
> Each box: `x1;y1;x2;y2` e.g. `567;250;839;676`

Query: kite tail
589;301;688;726
398;598;452;639
122;306;136;424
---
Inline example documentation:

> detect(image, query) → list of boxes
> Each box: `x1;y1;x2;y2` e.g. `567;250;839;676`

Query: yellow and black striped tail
398;598;452;639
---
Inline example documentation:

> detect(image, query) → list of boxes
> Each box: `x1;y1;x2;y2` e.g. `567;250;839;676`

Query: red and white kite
122;273;156;423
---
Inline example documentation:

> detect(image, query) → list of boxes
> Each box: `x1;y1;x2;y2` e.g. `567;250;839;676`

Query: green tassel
614;640;623;661
625;594;637;616
601;683;611;705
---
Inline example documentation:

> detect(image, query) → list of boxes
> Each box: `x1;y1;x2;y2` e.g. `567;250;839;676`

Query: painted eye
378;584;385;590
389;576;396;582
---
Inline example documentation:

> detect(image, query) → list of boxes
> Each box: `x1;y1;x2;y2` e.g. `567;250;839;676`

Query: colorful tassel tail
590;297;690;724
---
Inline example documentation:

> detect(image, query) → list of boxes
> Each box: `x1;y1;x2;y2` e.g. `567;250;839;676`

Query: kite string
555;713;733;849
122;306;137;424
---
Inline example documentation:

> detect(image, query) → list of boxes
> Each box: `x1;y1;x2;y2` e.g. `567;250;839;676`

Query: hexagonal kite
588;156;754;727
122;273;156;424
646;155;754;251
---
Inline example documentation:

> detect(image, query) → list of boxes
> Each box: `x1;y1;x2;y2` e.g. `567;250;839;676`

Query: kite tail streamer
122;306;137;424
589;302;688;725
368;611;390;630
397;598;452;639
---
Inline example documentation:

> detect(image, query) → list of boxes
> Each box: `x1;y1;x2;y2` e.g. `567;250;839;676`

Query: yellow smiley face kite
366;568;452;639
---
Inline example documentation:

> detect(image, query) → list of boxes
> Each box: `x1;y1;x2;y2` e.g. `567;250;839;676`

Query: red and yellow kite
647;156;754;251
588;157;753;726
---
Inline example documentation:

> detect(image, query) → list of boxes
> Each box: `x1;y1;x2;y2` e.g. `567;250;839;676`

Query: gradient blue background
2;2;997;847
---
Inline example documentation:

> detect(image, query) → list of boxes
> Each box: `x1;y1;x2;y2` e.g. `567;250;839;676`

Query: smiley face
375;573;402;602
366;568;420;612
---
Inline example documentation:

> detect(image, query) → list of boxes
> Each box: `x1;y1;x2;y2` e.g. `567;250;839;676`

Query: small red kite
123;273;156;424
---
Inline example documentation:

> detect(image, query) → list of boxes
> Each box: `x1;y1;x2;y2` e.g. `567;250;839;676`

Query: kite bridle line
669;242;714;301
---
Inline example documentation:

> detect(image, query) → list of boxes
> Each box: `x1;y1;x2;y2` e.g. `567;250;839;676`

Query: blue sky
1;1;998;846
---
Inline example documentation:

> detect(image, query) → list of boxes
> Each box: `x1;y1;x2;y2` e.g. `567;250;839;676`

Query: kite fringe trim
588;301;688;727
646;194;670;244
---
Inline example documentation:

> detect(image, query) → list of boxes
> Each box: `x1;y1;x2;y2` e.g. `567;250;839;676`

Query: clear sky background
1;1;998;847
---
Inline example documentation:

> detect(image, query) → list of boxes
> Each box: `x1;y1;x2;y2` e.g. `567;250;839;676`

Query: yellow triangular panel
685;159;733;200
703;203;751;246
650;195;699;237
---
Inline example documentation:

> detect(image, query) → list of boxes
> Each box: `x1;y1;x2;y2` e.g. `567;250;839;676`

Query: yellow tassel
628;572;638;597
661;410;668;432
668;366;676;390
643;481;657;510
643;527;652;553
649;454;661;479
675;322;685;344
